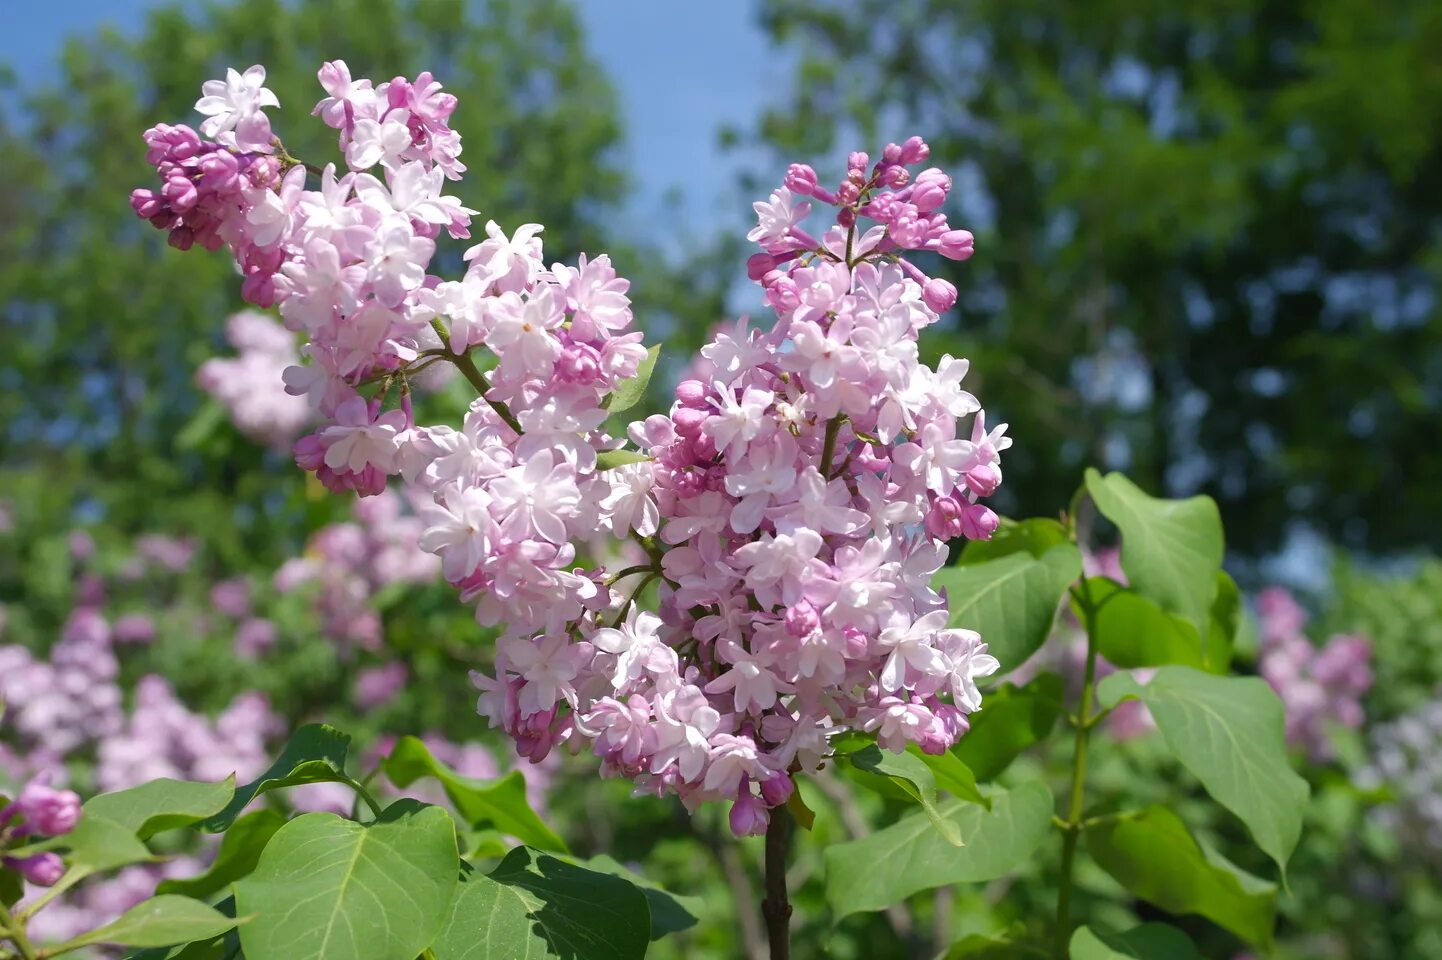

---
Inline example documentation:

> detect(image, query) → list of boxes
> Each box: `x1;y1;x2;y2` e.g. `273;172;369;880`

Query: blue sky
0;0;783;249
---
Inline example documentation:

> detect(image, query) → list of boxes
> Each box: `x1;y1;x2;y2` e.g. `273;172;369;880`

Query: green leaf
1083;579;1206;670
158;810;286;900
940;933;1048;959
1098;667;1309;874
1;866;23;907
580;854;702;941
49;896;241;954
62;815;156;875
909;744;988;808
849;745;963;846
123;898;241;960
384;735;567;853
934;544;1082;673
604;344;660;415
1086;807;1276;949
823;781;1053;920
960;517;1069;562
594;449;651;471
84;778;235;840
431;849;651;960
952;673;1064;781
1083;469;1223;637
1069;923;1201;959
175;399;227;450
1086;573;1239;673
786;781;817;831
234;800;458;960
203;724;351;831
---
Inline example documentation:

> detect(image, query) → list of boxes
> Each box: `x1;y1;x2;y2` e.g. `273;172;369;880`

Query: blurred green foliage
752;0;1442;557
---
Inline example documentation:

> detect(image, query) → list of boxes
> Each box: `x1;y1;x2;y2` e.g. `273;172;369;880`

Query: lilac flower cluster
273;487;440;654
196;311;312;449
1359;694;1442;857
1;779;82;887
1255;587;1373;761
134;63;1007;834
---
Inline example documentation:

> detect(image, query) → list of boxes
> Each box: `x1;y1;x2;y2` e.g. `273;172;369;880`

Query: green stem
612;573;658;627
346;778;385;820
819;415;844;478
605;564;656;586
427;318;524;435
1054;578;1101;958
0;901;38;960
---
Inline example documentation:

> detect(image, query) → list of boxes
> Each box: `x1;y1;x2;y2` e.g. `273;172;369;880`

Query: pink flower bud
729;790;769;837
847;151;870;172
923;278;958;313
925;495;966;540
964;461;1001;497
959;502;1000;541
882;142;904;164
18;783;82;836
784;163;818;195
785;600;820;638
675;380;708;407
672;407;708;439
16;853;65;887
910;168;952;213
759;770;795;807
747;252;779;280
900;136;930;164
935;229;975;261
836;181;860;205
881;164;909;187
130;188;165;219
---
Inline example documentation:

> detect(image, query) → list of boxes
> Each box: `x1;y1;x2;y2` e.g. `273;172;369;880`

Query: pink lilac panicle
1255;586;1372;761
133;65;1007;834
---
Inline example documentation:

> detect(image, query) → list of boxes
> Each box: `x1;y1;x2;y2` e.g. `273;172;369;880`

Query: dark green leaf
158;809;286;899
580;854;702;941
940;933;1048;958
203;725;351;832
84;778;235;840
234;800;458;960
1;866;22;907
1098;667;1309;874
384;735;566;852
1069;923;1201;959
1087;807;1275;948
823;781;1053;920
934;544;1081;673
952;673;1064;781
431;850;651;960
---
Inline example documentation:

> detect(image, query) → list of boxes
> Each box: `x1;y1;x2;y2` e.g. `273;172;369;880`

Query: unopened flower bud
784;163;818;195
675;380;709;407
16;852;65;887
911;168;952;213
923;278;958;313
729;790;769;837
759;771;795;807
785;600;820;638
959;502;1000;540
900;136;930;164
935;229;975;261
747;252;779;281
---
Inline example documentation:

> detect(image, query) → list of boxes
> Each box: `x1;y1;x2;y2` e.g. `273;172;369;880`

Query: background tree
747;0;1442;558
